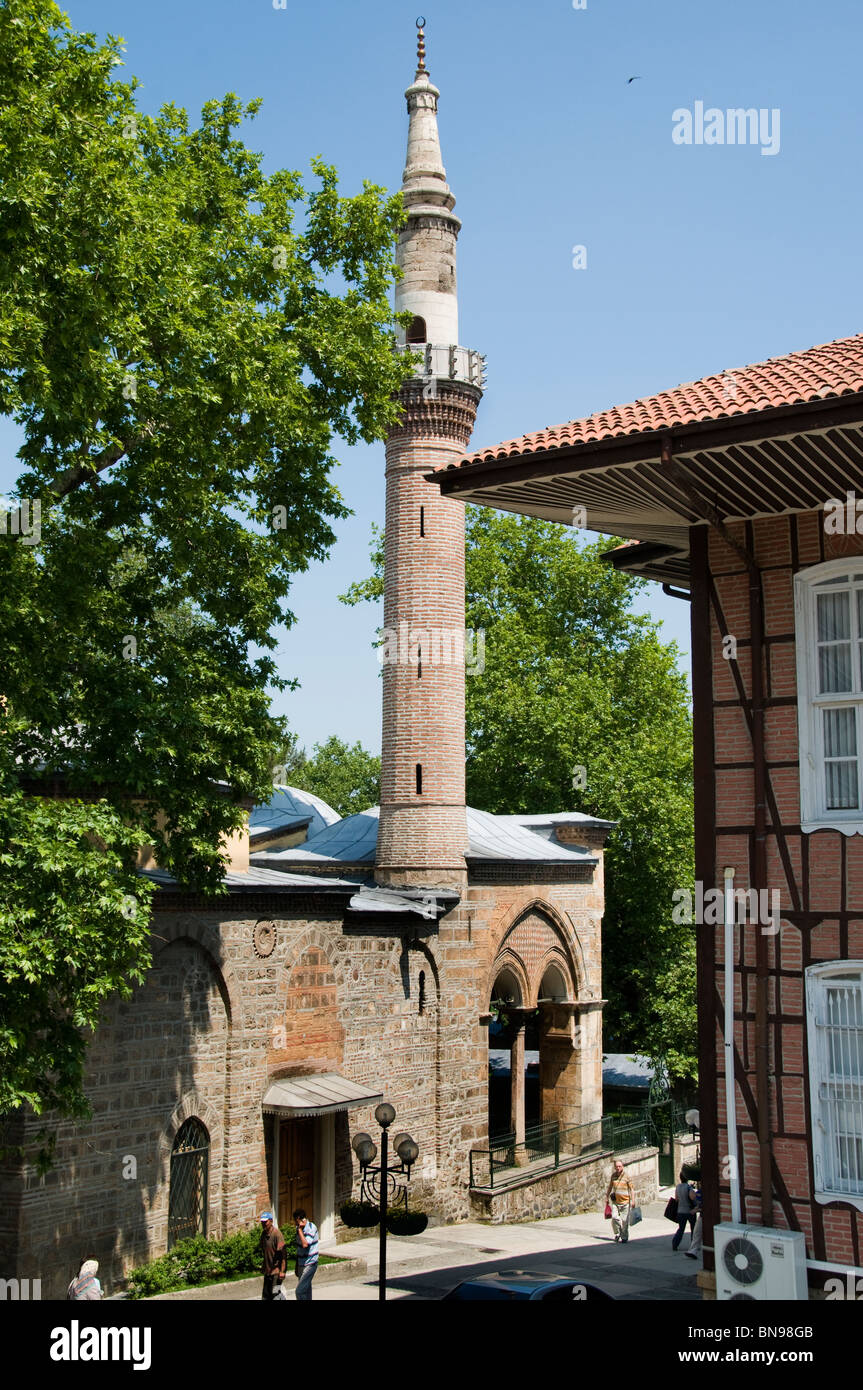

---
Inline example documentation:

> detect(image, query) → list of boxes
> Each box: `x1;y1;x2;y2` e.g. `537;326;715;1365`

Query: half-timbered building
434;334;863;1296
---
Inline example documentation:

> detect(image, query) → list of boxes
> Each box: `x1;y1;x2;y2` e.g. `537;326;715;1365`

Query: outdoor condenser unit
714;1223;808;1300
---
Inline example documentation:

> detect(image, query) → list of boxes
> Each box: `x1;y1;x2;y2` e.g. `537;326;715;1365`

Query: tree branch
51;424;155;501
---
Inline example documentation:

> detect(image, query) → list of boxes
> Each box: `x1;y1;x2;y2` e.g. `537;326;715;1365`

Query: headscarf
67;1259;101;1300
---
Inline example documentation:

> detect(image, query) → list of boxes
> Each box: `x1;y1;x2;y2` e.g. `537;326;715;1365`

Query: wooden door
278;1119;315;1222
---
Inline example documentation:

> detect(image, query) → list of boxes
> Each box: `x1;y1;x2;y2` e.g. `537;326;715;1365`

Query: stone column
510;1023;526;1151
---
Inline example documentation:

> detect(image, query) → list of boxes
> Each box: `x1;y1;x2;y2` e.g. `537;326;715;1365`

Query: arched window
168;1118;209;1248
795;559;863;832
406;315;426;344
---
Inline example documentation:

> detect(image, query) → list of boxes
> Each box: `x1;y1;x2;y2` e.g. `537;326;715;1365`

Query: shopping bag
629;1205;643;1226
604;1202;613;1219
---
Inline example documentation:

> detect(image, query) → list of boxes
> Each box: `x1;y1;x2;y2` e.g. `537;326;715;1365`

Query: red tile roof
460;334;863;467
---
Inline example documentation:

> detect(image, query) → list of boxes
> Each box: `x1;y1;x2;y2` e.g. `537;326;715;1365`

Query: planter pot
339;1201;380;1228
385;1211;428;1236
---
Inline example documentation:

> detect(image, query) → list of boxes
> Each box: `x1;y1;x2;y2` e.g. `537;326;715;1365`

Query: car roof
456;1271;577;1293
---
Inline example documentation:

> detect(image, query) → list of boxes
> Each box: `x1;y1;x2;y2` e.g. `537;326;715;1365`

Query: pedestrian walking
67;1259;102;1300
293;1208;319;1300
605;1159;634;1243
686;1183;703;1261
259;1210;287;1300
672;1171;697;1251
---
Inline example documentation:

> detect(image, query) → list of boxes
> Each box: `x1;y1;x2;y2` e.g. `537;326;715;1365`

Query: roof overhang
262;1073;383;1118
430;394;863;587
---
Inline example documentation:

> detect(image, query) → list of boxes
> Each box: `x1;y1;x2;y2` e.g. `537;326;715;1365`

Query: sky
4;0;863;754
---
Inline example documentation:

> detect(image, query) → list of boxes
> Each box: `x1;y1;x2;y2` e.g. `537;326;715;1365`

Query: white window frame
794;558;863;834
805;961;863;1212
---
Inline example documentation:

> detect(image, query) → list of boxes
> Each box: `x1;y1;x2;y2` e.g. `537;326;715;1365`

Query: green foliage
344;508;696;1080
0;0;409;1126
126;1225;297;1298
268;731;308;784
290;735;380;817
339;1199;380;1228
386;1207;428;1236
0;792;154;1159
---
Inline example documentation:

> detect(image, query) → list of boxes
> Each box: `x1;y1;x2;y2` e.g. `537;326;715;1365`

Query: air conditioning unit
714;1224;808;1301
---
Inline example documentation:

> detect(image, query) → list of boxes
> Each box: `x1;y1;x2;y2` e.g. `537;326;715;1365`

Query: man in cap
259;1210;287;1300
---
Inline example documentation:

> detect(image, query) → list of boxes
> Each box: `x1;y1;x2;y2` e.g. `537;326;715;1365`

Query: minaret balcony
395;342;487;392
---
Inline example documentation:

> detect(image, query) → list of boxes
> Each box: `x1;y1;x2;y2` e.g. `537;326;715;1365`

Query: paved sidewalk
212;1191;703;1301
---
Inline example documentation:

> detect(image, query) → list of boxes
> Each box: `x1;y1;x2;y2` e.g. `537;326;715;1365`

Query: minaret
375;22;485;891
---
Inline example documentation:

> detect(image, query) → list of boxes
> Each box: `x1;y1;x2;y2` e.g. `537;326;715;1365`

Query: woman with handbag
671;1170;697;1251
605;1159;634;1243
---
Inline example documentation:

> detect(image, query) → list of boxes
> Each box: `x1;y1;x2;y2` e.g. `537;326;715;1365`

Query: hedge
126;1226;297;1299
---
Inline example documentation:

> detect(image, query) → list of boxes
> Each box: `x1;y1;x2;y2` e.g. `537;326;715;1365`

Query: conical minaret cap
402;22;457;219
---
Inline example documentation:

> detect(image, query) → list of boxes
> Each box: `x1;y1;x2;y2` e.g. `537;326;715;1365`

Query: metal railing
602;1110;658;1154
469;1118;606;1190
470;1103;698;1189
602;1102;696;1152
394;341;487;390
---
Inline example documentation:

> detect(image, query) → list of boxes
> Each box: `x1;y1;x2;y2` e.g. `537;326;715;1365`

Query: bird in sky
627;76;642;84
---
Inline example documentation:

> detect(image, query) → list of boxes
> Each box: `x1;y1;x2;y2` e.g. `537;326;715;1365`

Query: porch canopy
262;1073;383;1119
429;335;863;588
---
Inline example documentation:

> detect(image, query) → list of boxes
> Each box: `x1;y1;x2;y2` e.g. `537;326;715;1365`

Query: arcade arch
486;908;586;1151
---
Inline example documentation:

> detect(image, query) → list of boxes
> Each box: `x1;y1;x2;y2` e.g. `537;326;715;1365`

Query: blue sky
4;0;862;753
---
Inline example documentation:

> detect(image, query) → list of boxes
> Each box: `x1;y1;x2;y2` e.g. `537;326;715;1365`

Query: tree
0;0;409;1128
290;735;380;818
268;731;308;785
343;509;696;1081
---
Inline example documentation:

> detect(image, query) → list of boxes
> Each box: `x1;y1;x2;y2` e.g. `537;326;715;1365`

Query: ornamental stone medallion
253;920;277;958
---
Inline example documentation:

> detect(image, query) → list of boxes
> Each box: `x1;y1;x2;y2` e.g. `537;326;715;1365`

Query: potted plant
385;1207;428;1236
339;1199;380;1228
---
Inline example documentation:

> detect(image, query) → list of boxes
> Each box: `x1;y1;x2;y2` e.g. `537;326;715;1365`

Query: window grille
794;564;863;830
168;1117;210;1248
807;965;863;1206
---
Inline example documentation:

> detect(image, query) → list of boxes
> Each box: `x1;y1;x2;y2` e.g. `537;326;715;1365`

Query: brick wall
703;508;863;1270
377;379;481;887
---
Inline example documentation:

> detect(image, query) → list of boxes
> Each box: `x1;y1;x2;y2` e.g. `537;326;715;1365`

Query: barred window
168;1117;210;1248
806;963;863;1210
794;561;863;832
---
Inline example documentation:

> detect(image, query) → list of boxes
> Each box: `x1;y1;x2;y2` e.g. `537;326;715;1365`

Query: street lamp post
351;1102;419;1302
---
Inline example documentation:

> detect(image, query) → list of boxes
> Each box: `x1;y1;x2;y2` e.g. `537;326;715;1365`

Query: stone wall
2;854;607;1293
673;1134;700;1178
469;1146;658;1225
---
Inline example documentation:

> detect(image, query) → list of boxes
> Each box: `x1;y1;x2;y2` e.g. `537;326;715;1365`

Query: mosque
1;27;623;1296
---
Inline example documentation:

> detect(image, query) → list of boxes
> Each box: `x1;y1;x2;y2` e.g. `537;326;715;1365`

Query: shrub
217;1229;260;1278
385;1208;428;1236
339;1199;380;1228
126;1223;290;1298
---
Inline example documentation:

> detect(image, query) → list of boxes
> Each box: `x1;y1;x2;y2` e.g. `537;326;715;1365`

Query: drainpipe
723;867;742;1225
659;435;773;1227
748;546;774;1227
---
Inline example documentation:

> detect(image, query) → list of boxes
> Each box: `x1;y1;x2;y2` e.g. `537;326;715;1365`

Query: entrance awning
262;1073;383;1118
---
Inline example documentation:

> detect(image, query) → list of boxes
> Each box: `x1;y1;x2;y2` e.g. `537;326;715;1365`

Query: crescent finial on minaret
416;16;426;73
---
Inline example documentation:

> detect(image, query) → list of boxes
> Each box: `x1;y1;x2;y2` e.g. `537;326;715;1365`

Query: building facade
435;333;863;1293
